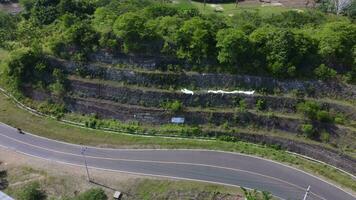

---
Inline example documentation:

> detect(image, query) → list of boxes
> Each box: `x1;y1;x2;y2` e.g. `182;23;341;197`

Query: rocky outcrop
59;60;356;101
69;78;356;120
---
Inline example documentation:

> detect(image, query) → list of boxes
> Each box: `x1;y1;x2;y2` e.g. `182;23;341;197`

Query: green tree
92;7;117;33
154;16;183;55
50;19;99;60
30;0;60;25
216;28;250;70
250;26;318;78
175;17;216;63
143;4;178;18
5;48;45;90
0;11;17;48
113;12;160;53
266;10;326;28
58;0;96;17
317;21;356;71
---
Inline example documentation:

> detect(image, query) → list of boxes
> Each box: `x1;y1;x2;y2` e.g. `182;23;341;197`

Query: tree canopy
1;0;355;82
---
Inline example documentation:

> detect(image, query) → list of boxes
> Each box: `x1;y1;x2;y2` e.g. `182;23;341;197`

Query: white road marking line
0;121;355;198
0;132;326;200
0;144;286;200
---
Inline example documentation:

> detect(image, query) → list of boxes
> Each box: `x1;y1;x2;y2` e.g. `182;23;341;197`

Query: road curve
0;123;354;200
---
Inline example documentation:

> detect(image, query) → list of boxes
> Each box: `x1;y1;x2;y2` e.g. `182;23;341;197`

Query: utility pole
303;185;311;200
81;146;91;182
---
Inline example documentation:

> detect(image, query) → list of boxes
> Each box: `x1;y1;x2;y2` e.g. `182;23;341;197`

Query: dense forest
0;0;355;95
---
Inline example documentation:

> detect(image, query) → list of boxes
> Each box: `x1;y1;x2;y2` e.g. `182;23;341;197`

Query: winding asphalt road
0;123;354;200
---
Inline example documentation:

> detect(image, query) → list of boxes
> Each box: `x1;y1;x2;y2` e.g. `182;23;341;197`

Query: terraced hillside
18;53;355;174
0;0;355;179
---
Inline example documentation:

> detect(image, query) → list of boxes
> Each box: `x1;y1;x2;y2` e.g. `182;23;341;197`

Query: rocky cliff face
40;57;356;175
59;59;356;101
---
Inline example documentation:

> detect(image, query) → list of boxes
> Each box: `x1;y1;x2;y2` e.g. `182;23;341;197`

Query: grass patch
131;179;248;200
2;163;247;200
175;0;293;16
0;93;355;191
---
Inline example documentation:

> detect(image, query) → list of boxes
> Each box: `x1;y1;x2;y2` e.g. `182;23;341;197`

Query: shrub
17;182;46;200
73;188;107;200
314;64;337;80
85;119;97;129
316;110;334;123
238;99;247;111
321;131;330;143
334;114;346;124
218;135;238;142
241;187;272;200
301;123;318;139
297;101;321;120
161;100;183;113
256;99;266;111
37;101;66;118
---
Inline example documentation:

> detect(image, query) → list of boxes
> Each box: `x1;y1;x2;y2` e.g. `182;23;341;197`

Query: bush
296;101;334;123
316;110;334;123
4;47;67;95
314;64;337;80
256;99;266;111
72;188;107;200
161;100;183;113
37;101;66;118
238;99;247;112
85;119;98;129
297;101;321;120
241;187;272;200
218;135;238;142
301;123;318;139
334;115;346;124
321;131;330;143
17;182;46;200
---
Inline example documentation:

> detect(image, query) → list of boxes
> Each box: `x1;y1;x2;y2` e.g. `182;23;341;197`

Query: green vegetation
0;93;355;191
0;0;355;194
297;101;339;140
297;101;335;123
16;181;46;200
161;100;184;112
255;99;266;111
15;182;107;200
0;0;354;83
241;187;272;200
2;47;67;96
1;161;249;200
132;179;247;200
70;188;107;200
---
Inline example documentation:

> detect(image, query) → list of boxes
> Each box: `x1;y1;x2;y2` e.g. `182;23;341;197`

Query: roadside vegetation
0;0;355;194
0;93;355;191
0;158;263;200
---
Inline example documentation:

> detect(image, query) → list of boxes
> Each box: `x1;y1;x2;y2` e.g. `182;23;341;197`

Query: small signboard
171;117;185;124
113;191;122;200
